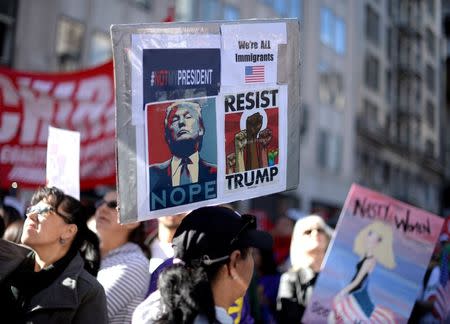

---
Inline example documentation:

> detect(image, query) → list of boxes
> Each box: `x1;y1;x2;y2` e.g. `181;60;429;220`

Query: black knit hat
172;206;273;266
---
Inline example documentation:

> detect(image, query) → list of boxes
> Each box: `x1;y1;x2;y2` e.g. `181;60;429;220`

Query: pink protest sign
302;184;444;323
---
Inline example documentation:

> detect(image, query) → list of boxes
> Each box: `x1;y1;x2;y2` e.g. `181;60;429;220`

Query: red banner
0;61;116;190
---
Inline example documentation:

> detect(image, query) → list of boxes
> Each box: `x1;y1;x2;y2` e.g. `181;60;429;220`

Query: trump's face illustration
167;106;203;142
164;102;205;157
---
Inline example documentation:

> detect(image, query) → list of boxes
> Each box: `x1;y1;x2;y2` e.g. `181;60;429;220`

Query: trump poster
111;19;300;221
146;97;217;211
302;184;444;323
218;85;287;202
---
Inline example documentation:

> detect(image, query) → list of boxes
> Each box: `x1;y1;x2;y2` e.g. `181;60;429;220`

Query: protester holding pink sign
302;184;444;324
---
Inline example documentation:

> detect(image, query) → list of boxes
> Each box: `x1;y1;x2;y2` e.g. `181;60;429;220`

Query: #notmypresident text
245;65;265;83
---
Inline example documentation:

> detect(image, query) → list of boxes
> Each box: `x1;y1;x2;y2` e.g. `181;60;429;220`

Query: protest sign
219;85;287;200
46;126;80;199
0;62;116;190
111;19;300;222
221;23;287;86
302;184;444;323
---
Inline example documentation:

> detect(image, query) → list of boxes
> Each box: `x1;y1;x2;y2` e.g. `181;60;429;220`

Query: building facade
355;0;443;214
2;0;172;71
183;0;446;217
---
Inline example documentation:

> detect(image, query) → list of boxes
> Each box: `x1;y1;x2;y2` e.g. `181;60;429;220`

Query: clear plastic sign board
110;19;300;222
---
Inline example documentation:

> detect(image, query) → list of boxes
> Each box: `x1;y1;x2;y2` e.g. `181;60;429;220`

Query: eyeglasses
95;199;117;209
26;202;71;224
303;228;325;236
230;214;256;246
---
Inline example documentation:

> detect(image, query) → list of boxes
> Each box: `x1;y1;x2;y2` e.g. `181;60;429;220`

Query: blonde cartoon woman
329;221;396;324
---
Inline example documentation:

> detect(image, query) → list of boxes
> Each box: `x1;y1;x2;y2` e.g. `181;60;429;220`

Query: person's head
0;203;22;229
158;212;187;230
22;187;86;255
253;247;278;276
290;215;333;270
95;190;146;252
0;216;4;238
272;215;295;237
3;219;24;244
23;187;78;250
164;101;205;158
353;221;396;269
157;206;272;323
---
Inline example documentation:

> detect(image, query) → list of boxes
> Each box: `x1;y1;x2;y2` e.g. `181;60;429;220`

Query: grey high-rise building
183;0;446;218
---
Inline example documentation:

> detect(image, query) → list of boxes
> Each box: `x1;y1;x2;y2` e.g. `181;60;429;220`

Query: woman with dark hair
0;203;22;229
0;186;107;324
151;206;273;324
95;190;150;324
2;218;24;243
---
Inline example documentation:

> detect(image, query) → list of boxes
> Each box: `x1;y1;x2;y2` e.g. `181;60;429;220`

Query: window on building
425;64;435;92
386;70;392;103
426;101;435;128
259;0;301;18
200;0;220;20
317;130;327;168
89;32;111;66
288;0;302;19
364;53;379;91
363;99;379;131
382;161;390;185
426;0;435;18
415;78;422;104
56;17;85;71
398;120;409;146
387;0;394;17
175;0;193;21
320;7;333;47
319;62;345;109
425;139;435;156
386;26;392;60
320;7;346;55
134;0;152;10
425;27;435;57
223;5;239;20
317;129;342;172
274;0;287;16
335;18;346;55
0;0;17;66
365;5;380;45
358;151;370;181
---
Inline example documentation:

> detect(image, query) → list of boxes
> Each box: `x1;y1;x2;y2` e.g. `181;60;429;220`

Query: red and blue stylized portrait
146;97;217;211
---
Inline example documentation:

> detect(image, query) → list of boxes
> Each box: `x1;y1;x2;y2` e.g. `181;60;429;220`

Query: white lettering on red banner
0;61;116;189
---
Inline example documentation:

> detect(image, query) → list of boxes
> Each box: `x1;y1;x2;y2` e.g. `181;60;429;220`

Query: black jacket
0;239;108;324
276;267;317;323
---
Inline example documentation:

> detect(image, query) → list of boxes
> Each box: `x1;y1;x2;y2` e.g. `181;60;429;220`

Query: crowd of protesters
0;187;449;323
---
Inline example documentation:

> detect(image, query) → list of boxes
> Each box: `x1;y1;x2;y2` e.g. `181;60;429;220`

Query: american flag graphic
245;65;265;83
333;296;395;324
431;249;450;321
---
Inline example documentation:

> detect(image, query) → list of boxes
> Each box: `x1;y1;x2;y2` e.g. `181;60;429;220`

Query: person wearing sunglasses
95;190;150;324
276;215;333;323
0;186;107;324
140;206;272;324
